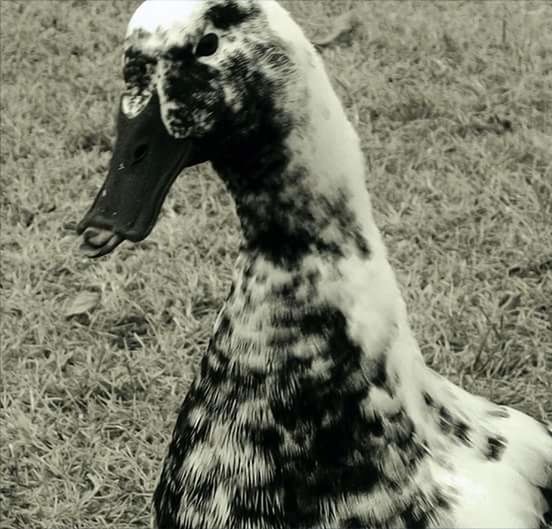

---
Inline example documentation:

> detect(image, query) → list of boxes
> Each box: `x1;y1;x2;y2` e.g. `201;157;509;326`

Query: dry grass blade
312;8;363;49
64;290;101;318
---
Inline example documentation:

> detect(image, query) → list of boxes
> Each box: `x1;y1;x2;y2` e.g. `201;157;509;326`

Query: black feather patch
205;1;258;30
453;420;471;446
485;435;507;461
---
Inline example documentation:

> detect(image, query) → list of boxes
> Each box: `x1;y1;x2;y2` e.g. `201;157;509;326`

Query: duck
77;1;552;528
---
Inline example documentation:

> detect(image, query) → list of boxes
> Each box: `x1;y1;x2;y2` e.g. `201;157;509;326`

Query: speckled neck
212;109;377;269
153;247;437;529
153;5;439;527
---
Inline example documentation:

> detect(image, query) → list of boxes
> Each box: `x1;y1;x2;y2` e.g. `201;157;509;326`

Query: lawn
1;1;551;527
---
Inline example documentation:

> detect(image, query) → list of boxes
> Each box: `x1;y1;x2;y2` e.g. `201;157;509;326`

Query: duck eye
195;33;219;58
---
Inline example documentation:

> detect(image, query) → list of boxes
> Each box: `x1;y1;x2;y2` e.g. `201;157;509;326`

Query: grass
1;1;551;527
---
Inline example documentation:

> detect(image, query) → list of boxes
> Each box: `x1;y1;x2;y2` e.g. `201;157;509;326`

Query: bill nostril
133;143;149;164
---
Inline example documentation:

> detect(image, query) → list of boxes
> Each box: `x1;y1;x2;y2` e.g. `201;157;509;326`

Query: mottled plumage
78;1;552;528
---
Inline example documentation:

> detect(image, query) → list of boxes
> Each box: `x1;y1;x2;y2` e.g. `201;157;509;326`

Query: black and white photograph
1;1;551;527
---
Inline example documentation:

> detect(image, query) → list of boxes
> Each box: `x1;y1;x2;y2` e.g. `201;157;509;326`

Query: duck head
78;0;310;257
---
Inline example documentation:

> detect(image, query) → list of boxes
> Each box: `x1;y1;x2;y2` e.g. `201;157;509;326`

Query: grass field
1;1;551;527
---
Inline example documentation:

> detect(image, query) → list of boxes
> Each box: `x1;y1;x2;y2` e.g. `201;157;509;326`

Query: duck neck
212;116;424;397
213;95;381;269
210;51;429;415
154;55;434;529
